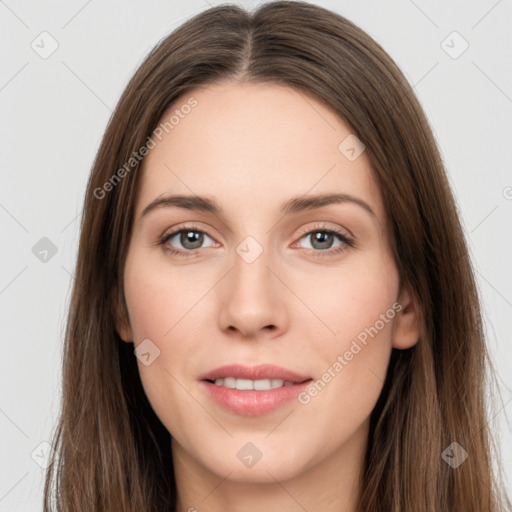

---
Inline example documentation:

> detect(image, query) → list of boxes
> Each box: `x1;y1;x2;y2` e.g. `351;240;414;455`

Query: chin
188;436;317;484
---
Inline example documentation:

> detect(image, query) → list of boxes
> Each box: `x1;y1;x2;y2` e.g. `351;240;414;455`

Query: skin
117;80;420;512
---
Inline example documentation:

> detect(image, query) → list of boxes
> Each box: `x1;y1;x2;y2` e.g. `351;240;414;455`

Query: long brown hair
43;1;511;510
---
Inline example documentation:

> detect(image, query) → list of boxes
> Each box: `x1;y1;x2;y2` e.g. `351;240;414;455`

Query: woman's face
118;80;419;485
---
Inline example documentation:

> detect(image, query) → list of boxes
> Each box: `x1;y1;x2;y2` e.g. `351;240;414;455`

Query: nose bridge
218;234;286;336
231;234;276;306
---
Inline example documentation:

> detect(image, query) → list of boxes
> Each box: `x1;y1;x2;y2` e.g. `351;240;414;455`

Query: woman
43;1;511;511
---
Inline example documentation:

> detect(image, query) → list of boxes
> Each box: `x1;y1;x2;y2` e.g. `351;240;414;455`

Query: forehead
135;80;385;223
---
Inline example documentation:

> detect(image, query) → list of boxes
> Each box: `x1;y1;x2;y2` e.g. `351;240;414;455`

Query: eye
159;224;217;257
293;223;354;257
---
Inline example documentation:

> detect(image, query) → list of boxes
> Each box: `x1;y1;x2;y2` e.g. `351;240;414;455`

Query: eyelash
158;222;354;258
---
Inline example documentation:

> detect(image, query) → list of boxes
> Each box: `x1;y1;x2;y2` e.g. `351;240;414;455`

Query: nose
217;246;289;340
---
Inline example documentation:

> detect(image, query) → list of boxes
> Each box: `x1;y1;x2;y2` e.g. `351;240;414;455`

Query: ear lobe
392;284;421;350
111;287;133;343
117;323;134;343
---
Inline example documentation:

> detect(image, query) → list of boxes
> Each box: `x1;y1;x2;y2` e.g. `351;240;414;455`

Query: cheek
305;329;392;459
122;259;204;434
123;252;208;339
122;254;212;415
292;253;398;424
288;249;399;346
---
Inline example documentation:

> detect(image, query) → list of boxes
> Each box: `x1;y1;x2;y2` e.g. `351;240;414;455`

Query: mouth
199;364;313;416
205;377;300;390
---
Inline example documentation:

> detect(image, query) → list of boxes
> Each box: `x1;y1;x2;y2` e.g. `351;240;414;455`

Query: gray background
1;0;511;509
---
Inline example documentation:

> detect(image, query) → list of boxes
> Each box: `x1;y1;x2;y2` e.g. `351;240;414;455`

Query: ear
392;283;420;350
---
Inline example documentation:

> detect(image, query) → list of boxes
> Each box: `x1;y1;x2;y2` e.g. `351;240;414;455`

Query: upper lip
199;364;312;383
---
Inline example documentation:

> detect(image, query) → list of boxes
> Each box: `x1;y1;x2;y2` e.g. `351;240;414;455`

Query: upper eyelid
296;222;350;237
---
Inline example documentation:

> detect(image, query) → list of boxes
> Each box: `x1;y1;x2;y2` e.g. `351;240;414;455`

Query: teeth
212;378;294;390
236;378;254;390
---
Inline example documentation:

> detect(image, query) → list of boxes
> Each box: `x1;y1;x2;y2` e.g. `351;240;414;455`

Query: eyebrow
141;192;376;219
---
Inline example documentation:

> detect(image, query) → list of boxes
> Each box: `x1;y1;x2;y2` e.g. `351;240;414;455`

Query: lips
198;364;312;383
199;364;313;416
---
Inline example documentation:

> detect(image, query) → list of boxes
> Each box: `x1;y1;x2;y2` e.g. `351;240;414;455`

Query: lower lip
201;380;313;416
